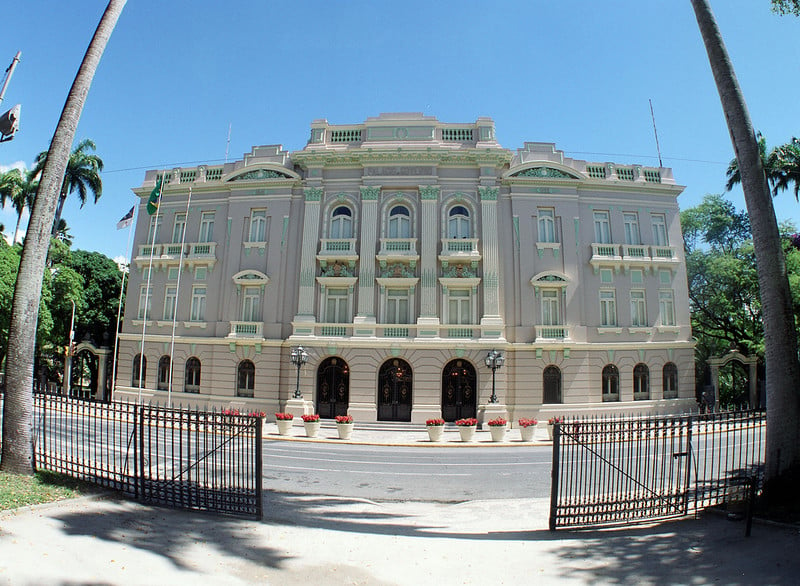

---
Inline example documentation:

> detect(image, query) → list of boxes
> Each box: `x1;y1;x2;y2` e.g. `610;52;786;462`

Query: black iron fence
549;409;765;530
32;392;263;519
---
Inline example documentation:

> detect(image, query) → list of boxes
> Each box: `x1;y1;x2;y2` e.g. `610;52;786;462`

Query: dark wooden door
378;359;412;422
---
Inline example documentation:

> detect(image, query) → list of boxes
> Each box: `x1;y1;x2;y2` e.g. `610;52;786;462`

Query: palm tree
725;133;774;192
691;0;800;500
768;137;800;201
1;0;126;475
53;218;73;247
0;168;40;243
34;138;103;236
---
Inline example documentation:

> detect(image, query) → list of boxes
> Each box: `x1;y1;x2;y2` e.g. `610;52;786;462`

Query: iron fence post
255;415;263;520
548;422;561;531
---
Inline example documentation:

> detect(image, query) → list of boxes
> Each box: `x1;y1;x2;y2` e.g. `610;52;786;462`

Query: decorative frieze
304;187;323;201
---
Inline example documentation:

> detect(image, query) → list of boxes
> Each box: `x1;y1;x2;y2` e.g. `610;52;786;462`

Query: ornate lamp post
484;349;505;404
290;345;309;399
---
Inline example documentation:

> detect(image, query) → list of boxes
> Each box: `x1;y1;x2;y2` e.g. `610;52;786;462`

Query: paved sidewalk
1;493;798;585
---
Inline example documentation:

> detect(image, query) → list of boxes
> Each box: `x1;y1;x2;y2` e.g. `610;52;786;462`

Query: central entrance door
378;358;412;422
317;357;349;418
441;359;477;421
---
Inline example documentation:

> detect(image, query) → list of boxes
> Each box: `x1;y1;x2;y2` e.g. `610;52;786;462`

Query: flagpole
167;182;192;408
110;209;135;401
138;176;164;404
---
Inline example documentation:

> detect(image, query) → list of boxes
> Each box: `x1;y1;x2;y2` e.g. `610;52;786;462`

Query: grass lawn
0;470;96;511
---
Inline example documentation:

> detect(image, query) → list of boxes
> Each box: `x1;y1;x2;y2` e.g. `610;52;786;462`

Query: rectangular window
630;269;644;285
138;285;152;320
659;290;676;326
593;211;611;244
198;211;215;243
190;286;206;322
600;268;613;284
447;289;472;324
600;290;617;326
541;289;561;326
195;266;207;280
537;208;556;243
630;290;647;327
623;212;640;245
147;216;162;243
652;214;668;246
172;213;186;243
249;209;267;242
163;286;177;320
167;267;180;280
326;288;349;323
242;286;260;322
386;289;410;324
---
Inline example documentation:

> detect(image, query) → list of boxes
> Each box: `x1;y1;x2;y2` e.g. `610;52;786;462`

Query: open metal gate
549;410;765;530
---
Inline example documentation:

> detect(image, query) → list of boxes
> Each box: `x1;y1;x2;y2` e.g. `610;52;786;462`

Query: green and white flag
147;178;162;215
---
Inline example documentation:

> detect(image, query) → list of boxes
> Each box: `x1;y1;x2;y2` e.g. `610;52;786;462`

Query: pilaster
295;187;322;322
354;186;380;330
479;186;504;334
417;185;440;334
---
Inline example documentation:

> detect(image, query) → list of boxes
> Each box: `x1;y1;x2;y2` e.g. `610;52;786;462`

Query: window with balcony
185;357;201;393
446;288;472;324
633;363;650;400
602;364;619;402
325;287;350;323
630;290;647;327
198;211;215;243
593;211;611;244
385;288;411;324
659;290;676;327
663;362;678;399
448;205;471;239
600;290;617;327
388;205;411;238
172;213;186;243
241;286;261;322
330;206;353;238
237;360;255;397
623;213;640;245
651;213;668;246
541;289;561;326
190;286;206;322
147;216;162;243
138;285;152;320
163;286;177;321
249;209;267;242
537;208;556;243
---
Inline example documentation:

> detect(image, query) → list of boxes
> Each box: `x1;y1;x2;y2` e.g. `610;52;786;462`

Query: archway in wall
71;348;98;400
317;357;350;418
543;365;562;404
378;358;412;422
708;350;758;408
441;359;477;421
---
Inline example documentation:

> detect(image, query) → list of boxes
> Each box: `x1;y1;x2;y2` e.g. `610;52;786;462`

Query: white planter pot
337;423;354;440
547;424;554;441
520;426;535;442
304;420;321;438
426;425;445;442
489;425;507;442
276;419;294;436
457;425;477;442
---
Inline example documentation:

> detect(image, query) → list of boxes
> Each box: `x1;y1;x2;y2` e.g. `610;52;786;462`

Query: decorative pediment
227;167;295;182
510;166;582;180
233;270;269;293
530;272;569;294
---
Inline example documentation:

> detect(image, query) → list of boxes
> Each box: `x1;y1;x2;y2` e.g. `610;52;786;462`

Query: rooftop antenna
649;99;663;168
224;122;231;163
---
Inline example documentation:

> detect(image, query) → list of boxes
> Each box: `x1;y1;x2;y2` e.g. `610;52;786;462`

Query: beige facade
116;113;695;423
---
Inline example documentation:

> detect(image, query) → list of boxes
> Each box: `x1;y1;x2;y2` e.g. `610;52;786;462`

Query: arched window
663;362;678;399
237;360;255;397
157;355;170;391
448;205;470;238
633;363;649;400
543;365;562;404
132;354;146;386
185;357;201;393
388;205;410;238
602;364;619;402
330;206;353;238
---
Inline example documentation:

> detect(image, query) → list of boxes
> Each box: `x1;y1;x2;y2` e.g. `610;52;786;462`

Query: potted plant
487;417;508;442
518;418;538;442
302;413;321;437
455;417;478;442
547;416;563;440
426;418;446;442
335;414;354;440
275;412;294;436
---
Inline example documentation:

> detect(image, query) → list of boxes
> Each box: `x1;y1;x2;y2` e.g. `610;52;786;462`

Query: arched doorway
317;357;349;418
543;365;562;404
378;358;412;422
71;348;98;400
441;359;476;421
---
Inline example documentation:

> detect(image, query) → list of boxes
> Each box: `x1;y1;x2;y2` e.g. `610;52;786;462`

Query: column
417;185;440;336
354;185;380;331
294;187;323;324
479;186;504;335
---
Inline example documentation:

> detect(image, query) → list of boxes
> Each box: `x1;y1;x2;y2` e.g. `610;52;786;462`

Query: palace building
115;113;696;423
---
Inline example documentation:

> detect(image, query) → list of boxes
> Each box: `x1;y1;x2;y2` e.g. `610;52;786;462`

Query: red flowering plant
275;412;294;421
248;411;267;418
221;408;240;416
518;418;538;428
335;415;354;424
426;418;445;426
455;418;478;427
547;416;563;425
487;417;507;427
302;414;320;422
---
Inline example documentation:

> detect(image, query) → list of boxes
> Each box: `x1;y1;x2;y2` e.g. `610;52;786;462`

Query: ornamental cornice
304;187;323;201
291;148;512;168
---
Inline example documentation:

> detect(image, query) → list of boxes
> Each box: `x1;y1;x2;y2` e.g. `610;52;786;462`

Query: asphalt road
262;441;553;501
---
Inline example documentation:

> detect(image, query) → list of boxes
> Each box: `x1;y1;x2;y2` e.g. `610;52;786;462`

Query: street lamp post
484;349;505;404
290;346;309;399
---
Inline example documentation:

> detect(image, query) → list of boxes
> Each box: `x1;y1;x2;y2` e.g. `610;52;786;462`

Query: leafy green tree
769;137;800;200
772;0;800;15
0;168;39;243
0;240;21;368
66;250;123;347
33;138;103;237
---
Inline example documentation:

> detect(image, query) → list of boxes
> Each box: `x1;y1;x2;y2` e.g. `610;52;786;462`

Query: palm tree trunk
1;0;126;475
691;0;800;497
50;187;69;237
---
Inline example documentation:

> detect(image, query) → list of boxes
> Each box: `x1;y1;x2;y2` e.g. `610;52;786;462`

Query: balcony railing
291;322;488;340
591;243;677;271
228;321;263;338
535;325;569;340
135;242;217;269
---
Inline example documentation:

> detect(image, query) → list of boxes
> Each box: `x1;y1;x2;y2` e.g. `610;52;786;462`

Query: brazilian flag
147;179;162;215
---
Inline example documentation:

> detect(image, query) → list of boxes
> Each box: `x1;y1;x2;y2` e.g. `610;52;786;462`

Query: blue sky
2;1;799;262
